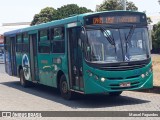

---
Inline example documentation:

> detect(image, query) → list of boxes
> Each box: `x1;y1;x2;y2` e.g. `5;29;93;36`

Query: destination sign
93;16;139;24
85;15;145;25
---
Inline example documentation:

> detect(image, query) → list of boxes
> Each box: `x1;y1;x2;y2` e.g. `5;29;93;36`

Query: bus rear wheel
60;75;73;100
109;91;122;96
20;69;30;87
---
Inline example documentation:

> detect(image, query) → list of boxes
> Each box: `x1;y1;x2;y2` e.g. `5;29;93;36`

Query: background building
0;22;30;44
0;22;30;63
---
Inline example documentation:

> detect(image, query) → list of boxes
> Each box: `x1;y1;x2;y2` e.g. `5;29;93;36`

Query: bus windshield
85;27;150;63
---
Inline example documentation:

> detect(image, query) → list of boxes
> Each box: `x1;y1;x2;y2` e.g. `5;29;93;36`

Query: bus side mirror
79;29;87;52
86;46;91;52
80;26;87;42
80;30;85;42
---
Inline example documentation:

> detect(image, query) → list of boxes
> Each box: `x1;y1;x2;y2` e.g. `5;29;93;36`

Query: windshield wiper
100;27;117;55
100;27;115;45
125;25;136;43
124;25;136;54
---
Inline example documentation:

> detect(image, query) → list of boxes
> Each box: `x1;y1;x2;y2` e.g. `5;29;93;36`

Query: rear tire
20;69;31;87
59;75;73;100
109;91;122;96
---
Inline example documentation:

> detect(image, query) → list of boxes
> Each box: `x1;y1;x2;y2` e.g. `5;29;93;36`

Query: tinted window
39;29;49;41
17;34;22;43
51;27;65;53
16;34;22;52
22;33;29;52
23;33;29;43
38;29;50;53
4;37;10;51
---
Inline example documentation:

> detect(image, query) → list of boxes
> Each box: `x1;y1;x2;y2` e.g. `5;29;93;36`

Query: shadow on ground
0;81;150;109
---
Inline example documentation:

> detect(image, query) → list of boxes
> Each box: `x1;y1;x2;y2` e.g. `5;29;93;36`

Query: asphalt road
0;64;160;120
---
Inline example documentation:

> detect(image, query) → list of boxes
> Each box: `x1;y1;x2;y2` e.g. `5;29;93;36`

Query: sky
0;0;159;25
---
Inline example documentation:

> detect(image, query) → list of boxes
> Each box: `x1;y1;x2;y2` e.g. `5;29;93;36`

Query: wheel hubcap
62;81;68;93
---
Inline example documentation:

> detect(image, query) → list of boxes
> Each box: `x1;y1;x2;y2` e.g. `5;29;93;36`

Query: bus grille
107;75;141;81
101;64;146;71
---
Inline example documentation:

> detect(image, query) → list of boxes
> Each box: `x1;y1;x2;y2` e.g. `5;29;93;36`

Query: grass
152;54;160;86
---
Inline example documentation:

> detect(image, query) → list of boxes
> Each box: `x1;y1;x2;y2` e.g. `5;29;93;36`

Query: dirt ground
152;54;160;86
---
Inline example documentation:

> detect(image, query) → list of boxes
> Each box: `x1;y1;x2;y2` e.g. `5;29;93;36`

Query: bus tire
59;75;73;100
20;69;30;87
109;91;122;96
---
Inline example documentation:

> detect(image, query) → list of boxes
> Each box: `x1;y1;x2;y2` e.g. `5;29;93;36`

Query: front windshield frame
84;25;150;64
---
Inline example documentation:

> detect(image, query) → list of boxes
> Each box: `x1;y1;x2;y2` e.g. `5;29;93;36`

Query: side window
51;27;65;53
23;33;28;43
22;33;29;52
17;34;22;43
40;29;49;41
4;37;10;51
38;29;50;53
16;34;22;52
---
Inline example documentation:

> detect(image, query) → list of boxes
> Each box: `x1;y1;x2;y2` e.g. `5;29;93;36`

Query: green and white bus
4;11;153;99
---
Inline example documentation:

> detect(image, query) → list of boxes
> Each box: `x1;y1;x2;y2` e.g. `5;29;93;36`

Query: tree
31;7;57;25
96;0;138;11
56;4;92;19
31;4;92;26
152;22;160;53
147;17;152;24
126;1;138;11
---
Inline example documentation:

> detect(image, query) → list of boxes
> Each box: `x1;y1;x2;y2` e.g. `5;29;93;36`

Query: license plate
120;82;131;87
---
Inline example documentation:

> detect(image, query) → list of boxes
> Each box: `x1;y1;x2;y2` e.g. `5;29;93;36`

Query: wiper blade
124;25;136;55
125;25;136;43
100;27;115;45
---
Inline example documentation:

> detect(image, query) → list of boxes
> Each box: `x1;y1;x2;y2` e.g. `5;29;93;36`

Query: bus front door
68;27;84;91
29;34;39;82
10;37;17;76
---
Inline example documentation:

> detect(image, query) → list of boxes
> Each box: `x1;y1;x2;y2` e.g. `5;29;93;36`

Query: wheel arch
56;70;65;89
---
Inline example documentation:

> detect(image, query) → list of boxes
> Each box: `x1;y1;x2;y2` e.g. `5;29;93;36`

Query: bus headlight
141;69;152;79
141;74;145;78
101;77;106;82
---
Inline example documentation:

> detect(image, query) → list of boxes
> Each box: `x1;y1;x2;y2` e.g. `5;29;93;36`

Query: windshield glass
120;27;150;61
85;27;150;63
85;29;123;63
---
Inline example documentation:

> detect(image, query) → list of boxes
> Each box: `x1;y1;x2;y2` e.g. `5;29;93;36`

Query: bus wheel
60;75;73;100
20;69;29;87
109;91;122;96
